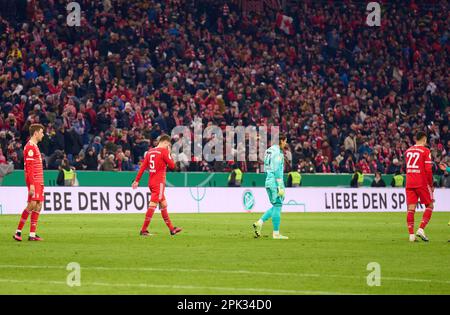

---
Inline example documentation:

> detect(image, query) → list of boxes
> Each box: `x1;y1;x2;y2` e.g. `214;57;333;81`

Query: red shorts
149;182;166;203
406;186;433;206
27;183;44;202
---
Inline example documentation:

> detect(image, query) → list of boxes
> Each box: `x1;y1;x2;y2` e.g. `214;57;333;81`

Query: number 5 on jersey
149;154;155;170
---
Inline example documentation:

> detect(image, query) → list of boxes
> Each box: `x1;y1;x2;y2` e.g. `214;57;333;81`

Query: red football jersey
405;145;433;188
135;147;175;185
24;141;44;185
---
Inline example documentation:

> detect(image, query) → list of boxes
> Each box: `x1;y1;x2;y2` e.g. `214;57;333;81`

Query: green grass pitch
0;212;449;294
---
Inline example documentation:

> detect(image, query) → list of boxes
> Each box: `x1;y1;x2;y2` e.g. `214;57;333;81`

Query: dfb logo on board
242;190;255;212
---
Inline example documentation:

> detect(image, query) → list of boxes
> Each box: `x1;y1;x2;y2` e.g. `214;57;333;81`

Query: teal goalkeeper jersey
264;145;285;189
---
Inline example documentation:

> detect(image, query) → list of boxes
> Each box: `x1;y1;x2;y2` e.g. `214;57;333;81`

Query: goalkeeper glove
278;187;285;198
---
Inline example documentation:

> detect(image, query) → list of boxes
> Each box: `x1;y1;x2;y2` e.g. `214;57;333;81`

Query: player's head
29;124;45;142
415;131;427;145
279;133;288;149
157;134;172;149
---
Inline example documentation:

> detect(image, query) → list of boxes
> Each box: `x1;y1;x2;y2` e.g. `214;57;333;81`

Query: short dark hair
278;133;287;146
415;131;427;142
29;124;44;137
158;134;171;144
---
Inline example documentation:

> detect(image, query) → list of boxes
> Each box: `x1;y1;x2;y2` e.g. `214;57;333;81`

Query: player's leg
28;184;44;241
157;183;174;232
13;201;33;241
141;199;157;236
140;185;158;235
272;193;288;240
416;186;434;242
29;201;44;241
159;192;182;235
253;207;272;238
253;188;275;237
406;204;417;242
405;188;418;242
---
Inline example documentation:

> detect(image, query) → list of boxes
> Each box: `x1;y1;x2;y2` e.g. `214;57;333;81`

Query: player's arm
24;147;35;194
424;149;433;188
273;152;285;196
163;148;176;170
132;153;149;189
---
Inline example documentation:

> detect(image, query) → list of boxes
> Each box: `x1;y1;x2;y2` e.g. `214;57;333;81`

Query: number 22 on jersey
406;152;420;169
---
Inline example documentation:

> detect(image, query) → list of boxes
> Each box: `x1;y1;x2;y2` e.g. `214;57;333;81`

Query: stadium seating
0;0;448;174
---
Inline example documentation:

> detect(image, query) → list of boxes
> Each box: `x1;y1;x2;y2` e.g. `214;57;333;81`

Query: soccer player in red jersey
405;131;434;242
132;134;182;236
13;124;45;241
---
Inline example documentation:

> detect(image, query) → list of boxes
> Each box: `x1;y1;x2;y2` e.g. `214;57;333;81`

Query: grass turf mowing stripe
0;278;358;295
1;265;449;285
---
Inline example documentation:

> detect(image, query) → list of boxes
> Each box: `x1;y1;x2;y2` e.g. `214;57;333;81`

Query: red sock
141;206;156;232
407;210;415;234
419;208;433;229
161;207;174;231
30;211;40;234
17;209;31;231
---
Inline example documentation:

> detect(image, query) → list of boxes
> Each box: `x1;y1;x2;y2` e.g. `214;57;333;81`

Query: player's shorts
266;187;285;206
406;186;433;206
149;182;166;203
27;183;44;202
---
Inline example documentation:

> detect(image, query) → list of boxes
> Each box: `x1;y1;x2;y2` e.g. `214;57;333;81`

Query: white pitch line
0;278;353;295
0;265;449;285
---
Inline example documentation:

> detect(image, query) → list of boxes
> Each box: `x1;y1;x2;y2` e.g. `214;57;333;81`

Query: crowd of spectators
0;0;448;177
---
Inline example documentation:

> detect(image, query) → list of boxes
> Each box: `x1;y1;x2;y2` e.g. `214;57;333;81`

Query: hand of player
29;185;35;196
439;163;447;171
132;181;139;190
278;187;285;198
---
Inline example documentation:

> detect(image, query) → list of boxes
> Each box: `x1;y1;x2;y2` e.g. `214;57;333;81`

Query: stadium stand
0;0;448;175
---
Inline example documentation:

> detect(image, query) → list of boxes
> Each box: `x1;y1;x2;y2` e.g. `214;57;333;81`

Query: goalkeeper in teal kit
253;134;289;240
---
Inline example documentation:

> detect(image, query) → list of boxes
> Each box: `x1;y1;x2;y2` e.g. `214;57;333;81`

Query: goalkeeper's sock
17;209;31;231
141;206;156;232
257;219;263;226
272;205;282;232
419;208;433;229
161;207;174;231
261;207;273;222
407;210;415;235
30;211;40;234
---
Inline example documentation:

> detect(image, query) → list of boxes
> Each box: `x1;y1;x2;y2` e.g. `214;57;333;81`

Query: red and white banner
0;187;448;214
276;13;295;35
